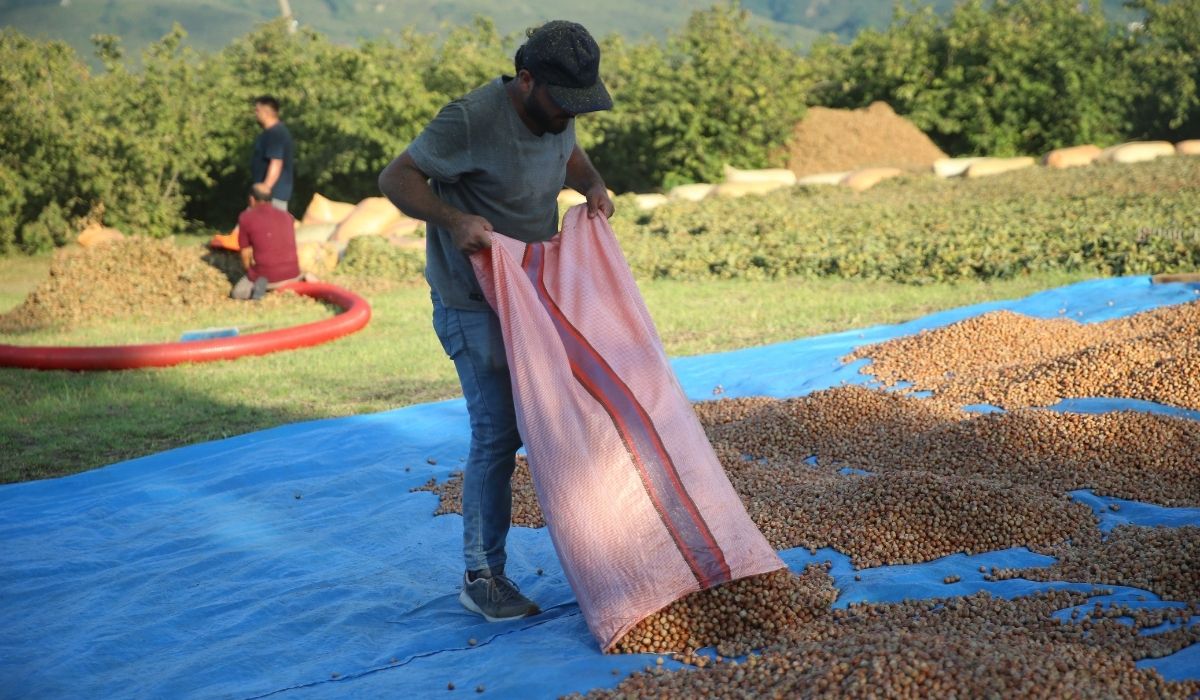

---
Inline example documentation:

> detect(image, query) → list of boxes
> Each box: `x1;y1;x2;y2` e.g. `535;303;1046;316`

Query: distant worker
251;95;296;212
231;184;301;300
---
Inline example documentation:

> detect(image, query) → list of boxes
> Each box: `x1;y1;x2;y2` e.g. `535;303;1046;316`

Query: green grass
0;260;1091;484
2;301;333;346
0;252;51;313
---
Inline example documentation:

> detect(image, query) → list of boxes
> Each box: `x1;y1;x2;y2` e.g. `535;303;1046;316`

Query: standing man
251;95;296;212
378;20;615;622
231;184;301;300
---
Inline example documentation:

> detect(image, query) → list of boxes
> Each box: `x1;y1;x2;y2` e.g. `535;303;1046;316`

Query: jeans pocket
485;316;509;372
432;298;465;360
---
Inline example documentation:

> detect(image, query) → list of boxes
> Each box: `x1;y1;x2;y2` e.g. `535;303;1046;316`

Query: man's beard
525;91;571;135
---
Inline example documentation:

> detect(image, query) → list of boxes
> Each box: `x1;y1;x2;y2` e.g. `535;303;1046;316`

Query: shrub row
609;156;1200;284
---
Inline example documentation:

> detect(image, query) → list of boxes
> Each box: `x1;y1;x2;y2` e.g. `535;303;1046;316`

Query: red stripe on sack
517;244;700;579
566;358;710;583
531;249;730;580
523;242;731;586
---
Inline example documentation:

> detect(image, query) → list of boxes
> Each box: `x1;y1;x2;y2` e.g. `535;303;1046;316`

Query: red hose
0;282;371;371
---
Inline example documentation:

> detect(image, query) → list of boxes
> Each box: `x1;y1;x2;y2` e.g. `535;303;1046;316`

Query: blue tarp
1;276;1197;699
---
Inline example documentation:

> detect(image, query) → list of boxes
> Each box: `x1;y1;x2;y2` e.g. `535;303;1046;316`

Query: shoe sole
458;589;537;623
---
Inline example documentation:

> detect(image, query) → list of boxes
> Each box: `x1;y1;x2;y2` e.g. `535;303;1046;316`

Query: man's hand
565;144;613;220
449;214;494;254
585;184;615;219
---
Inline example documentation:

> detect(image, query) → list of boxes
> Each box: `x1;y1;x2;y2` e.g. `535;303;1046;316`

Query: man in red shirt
232;184;302;300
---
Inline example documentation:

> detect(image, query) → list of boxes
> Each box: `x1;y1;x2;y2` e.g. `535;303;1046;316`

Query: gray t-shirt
408;77;575;310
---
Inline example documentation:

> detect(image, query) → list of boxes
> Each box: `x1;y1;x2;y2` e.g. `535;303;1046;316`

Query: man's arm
378;151;493;254
260;159;283;192
565;144;614;219
240;246;254;272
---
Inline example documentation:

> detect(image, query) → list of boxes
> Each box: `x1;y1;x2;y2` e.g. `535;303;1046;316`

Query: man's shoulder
264;206;294;227
240;205;293;229
455;77;505;113
266;122;293;145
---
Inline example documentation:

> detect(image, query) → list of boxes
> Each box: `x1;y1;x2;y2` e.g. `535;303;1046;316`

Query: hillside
0;0;1144;64
742;0;1140;42
0;0;820;63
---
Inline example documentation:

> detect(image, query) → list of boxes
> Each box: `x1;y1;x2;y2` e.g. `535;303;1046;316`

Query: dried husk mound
786;101;948;177
0;238;319;333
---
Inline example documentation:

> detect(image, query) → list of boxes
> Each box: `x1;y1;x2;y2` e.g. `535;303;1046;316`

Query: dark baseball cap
518;21;612;114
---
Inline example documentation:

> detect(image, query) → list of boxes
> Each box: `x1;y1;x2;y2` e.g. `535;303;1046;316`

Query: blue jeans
431;292;523;576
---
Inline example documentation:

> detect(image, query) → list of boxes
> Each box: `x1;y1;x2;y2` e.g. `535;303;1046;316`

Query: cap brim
546;80;613;115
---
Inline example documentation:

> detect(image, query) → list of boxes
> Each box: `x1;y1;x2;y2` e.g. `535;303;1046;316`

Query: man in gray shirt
378;21;614;622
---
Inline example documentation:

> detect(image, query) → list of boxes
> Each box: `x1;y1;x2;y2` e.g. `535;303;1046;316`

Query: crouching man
231;184;301;300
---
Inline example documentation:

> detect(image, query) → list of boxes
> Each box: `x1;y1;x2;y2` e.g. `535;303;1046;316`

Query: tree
84;26;238;236
587;3;812;191
1124;0;1200;139
0;30;90;252
812;0;1136;156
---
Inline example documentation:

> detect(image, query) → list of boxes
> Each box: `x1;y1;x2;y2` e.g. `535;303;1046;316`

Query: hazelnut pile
721;465;1097;567
610;567;838;657
846;301;1200;411
992;524;1200;602
415;386;1196;662
704;387;1199;511
576;590;1200;698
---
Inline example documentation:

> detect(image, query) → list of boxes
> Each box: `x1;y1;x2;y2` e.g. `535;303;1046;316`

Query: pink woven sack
471;205;784;650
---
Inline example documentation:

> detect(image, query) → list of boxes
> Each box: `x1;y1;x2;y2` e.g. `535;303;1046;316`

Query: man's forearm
378;153;465;230
565;144;605;194
240;248;254;271
261;159;283;190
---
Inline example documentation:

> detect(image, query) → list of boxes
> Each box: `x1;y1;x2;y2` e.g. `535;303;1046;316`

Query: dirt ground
786;101;948;176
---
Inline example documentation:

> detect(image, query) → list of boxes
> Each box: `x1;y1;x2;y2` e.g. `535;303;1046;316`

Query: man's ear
516;69;535;93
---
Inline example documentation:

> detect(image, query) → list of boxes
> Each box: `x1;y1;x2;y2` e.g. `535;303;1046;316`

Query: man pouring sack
378;20;614;622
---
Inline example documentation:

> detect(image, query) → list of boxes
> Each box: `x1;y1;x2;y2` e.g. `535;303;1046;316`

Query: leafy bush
337;235;425;280
86;28;236;237
0;26;239;251
188;18;511;227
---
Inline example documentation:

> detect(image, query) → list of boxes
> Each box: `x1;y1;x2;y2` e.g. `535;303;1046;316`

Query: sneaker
251;276;269;301
459;572;541;622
